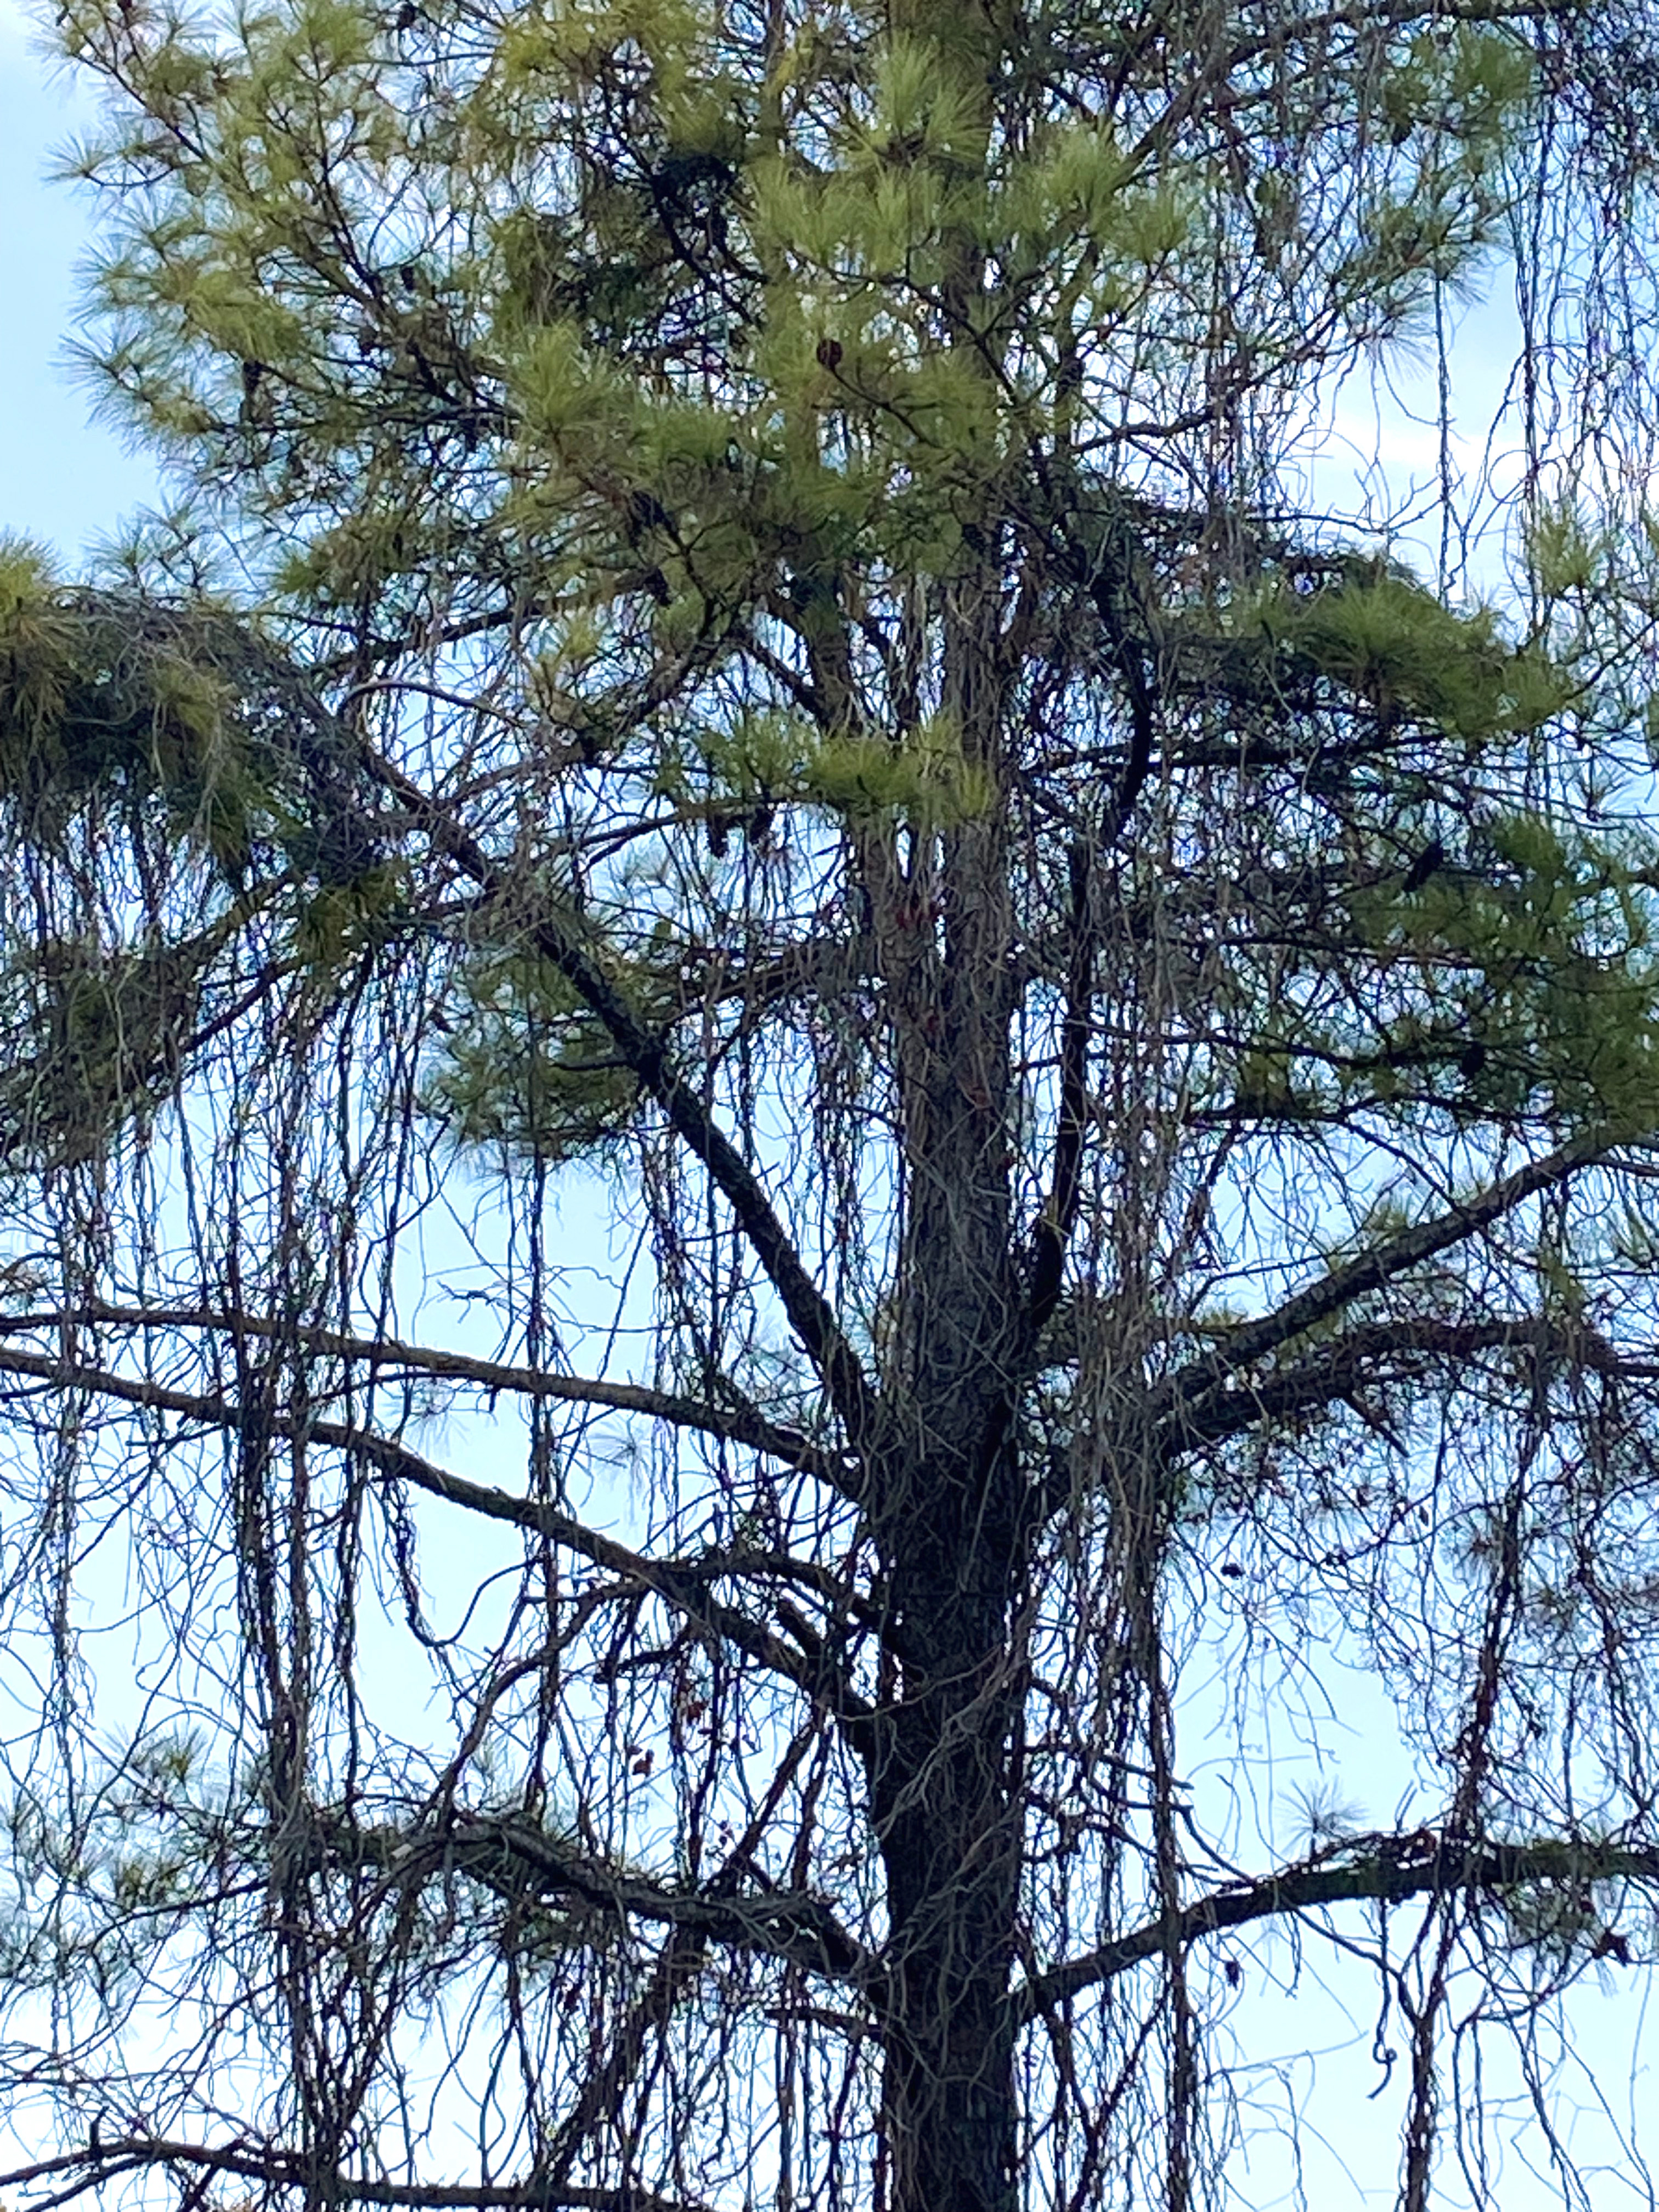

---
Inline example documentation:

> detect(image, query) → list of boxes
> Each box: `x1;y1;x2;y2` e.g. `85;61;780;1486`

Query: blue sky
1;0;158;558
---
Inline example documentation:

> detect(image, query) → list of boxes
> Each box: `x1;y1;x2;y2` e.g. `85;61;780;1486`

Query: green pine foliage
428;943;646;1165
30;0;1645;1164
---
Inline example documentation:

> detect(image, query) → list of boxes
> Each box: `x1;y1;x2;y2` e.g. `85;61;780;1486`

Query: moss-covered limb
0;548;405;887
298;1802;880;1989
0;889;290;1168
0;548;262;871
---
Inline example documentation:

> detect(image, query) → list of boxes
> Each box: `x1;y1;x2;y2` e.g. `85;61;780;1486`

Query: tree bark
873;1486;1026;2212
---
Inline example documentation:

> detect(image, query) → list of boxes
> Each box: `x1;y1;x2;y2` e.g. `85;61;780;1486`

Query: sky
0;6;1653;2208
0;0;158;558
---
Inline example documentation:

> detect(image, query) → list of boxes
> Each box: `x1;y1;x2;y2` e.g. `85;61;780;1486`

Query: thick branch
0;2138;702;2212
0;1346;875;1738
346;1437;877;1737
1155;1135;1615;1419
1017;1831;1659;2020
2;1300;851;1489
313;1805;879;1991
1166;1313;1646;1452
362;748;881;1459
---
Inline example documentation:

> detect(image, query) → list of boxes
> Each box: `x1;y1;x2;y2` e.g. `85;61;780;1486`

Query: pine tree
4;2;1659;2209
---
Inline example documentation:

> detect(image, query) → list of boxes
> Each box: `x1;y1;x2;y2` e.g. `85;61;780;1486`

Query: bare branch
310;1805;882;1992
0;2137;706;2212
1017;1832;1659;2020
0;1344;876;1737
0;1299;853;1489
1166;1313;1649;1451
1154;1136;1620;1418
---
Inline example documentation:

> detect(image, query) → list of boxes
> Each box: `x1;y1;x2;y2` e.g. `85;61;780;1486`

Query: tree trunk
874;1530;1025;2212
861;467;1030;2209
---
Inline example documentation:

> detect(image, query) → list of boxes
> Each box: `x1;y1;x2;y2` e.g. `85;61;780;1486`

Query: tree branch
1;1299;852;1489
0;1346;876;1739
541;1720;826;2188
0;2137;705;2212
1154;1135;1617;1420
311;1804;881;1992
1165;1313;1646;1452
1016;1830;1659;2020
359;747;883;1461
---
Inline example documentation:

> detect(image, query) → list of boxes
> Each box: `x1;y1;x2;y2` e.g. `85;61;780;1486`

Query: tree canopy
6;1;1659;2209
